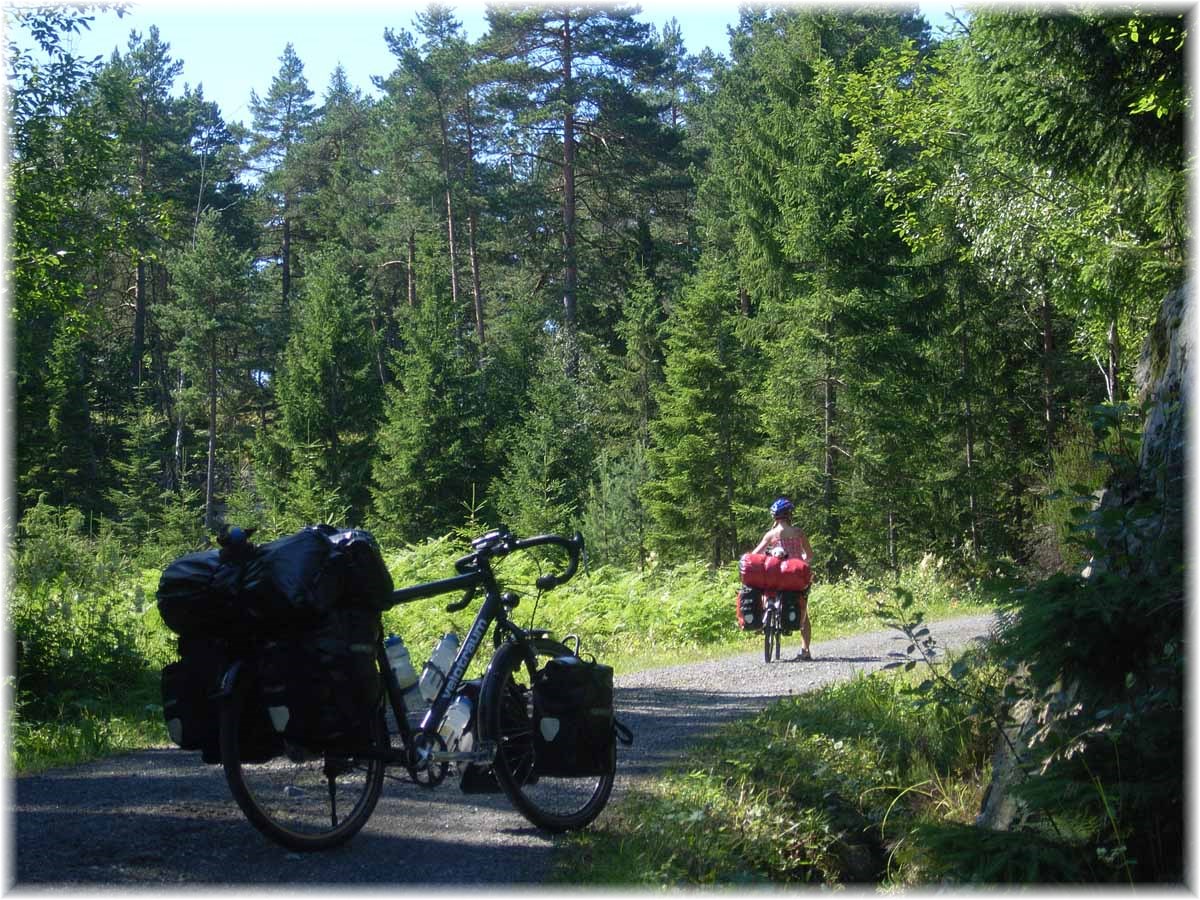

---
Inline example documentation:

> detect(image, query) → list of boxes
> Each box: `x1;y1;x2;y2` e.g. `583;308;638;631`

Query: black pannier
321;527;395;611
531;656;616;777
259;608;383;749
780;590;802;633
161;636;226;763
161;638;282;764
736;586;763;631
157;527;340;638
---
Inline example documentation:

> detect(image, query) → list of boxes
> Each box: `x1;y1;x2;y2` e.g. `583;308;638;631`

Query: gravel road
12;612;996;887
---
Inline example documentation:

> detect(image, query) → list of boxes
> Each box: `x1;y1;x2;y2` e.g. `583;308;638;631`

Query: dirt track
11;613;996;887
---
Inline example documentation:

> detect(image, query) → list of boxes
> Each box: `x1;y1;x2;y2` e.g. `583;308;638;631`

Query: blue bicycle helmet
770;497;794;518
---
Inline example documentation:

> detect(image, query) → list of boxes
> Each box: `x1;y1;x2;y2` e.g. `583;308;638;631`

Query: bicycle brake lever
446;587;475;613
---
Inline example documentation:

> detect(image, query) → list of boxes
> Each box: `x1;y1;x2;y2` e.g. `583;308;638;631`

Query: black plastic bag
160;637;282;764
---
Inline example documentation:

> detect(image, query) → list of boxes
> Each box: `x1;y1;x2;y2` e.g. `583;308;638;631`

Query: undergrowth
9;515;996;773
553;648;1107;886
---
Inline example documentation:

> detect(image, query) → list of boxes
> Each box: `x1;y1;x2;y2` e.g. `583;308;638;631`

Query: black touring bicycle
158;525;627;851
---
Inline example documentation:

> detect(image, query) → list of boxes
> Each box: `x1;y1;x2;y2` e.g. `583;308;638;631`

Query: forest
8;2;1187;884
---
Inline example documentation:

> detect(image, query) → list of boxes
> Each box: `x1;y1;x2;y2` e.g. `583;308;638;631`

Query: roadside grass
552;652;1003;887
10;677;167;774
10;529;1000;774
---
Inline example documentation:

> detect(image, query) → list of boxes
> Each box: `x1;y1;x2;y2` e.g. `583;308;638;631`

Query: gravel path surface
12;612;997;887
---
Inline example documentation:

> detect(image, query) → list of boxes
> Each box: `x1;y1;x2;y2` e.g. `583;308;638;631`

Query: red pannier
739;553;812;592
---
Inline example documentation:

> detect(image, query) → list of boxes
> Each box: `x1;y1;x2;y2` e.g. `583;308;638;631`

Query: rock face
975;282;1189;832
1133;283;1188;563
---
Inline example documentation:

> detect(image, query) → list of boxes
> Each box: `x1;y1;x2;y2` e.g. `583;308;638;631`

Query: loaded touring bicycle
158;524;629;851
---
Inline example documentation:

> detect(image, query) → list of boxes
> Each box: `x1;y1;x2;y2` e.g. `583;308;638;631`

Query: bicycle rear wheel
220;666;386;851
482;637;615;832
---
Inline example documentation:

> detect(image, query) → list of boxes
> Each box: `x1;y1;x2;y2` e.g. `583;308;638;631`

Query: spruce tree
370;300;484;543
271;249;381;523
644;260;756;566
492;336;599;536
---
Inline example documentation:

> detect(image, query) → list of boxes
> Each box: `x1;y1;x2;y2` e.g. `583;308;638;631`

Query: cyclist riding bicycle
752;498;815;660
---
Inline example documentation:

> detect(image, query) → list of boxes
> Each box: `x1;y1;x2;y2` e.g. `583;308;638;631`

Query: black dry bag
157;552;248;638
322;527;395;611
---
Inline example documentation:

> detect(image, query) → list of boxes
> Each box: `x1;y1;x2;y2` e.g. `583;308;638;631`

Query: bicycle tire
482;637;615;832
220;666;386;852
763;623;773;664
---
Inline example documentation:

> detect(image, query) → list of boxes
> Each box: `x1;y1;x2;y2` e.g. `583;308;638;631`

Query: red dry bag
739;553;812;592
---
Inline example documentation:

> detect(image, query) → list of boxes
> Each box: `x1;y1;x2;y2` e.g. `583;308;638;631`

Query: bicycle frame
366;531;580;772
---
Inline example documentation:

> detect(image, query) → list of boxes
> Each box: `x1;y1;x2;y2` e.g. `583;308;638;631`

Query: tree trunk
957;283;979;553
738;285;751;316
282;213;292;311
722;424;737;567
133;259;146;386
823;319;841;575
1107;315;1121;403
1040;285;1055;459
173;369;185;490
133;121;149;389
465;111;485;347
888;507;897;572
444;183;462;326
205;336;218;531
407;227;418;307
437;105;462;327
560;14;579;360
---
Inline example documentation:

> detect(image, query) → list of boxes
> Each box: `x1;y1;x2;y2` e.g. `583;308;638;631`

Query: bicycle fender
217;659;248;698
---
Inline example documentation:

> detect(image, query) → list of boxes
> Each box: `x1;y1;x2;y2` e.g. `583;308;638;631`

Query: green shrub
557;662;1002;886
378;533;995;674
10;501;156;717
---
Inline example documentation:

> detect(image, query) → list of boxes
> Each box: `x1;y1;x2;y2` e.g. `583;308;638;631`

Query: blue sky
34;1;962;127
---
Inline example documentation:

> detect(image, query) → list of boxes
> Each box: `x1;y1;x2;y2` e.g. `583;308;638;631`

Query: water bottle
384;634;418;690
419;632;460;702
438;693;474;753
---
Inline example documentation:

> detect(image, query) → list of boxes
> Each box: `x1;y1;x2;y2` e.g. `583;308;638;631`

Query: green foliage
580;442;651;570
370;301;485;543
271;249;382;521
643;260;756;566
378;532;993;676
879;546;1183;881
5;16;1185;879
9;501;170;720
556;661;1000;886
1025;404;1134;575
492;336;600;537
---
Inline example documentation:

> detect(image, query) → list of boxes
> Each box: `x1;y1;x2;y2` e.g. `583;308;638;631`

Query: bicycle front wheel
220;667;386;851
482;637;615;832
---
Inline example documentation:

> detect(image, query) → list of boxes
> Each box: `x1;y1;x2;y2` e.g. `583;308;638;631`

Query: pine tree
482;3;666;354
247;43;317;311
